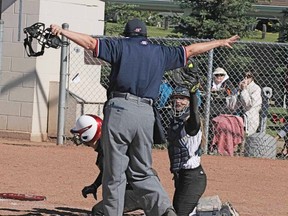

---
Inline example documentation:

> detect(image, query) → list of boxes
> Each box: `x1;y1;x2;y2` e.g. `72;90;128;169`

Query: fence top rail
90;35;288;47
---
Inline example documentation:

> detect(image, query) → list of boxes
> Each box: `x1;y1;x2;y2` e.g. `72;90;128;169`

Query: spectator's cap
123;18;147;37
213;67;227;76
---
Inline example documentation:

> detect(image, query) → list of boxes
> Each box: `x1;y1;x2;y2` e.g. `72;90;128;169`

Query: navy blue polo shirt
94;37;186;100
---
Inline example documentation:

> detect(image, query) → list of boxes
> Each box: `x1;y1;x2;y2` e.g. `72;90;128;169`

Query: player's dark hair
245;71;255;80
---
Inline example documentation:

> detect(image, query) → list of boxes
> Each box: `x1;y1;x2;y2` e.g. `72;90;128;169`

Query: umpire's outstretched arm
50;25;97;50
50;24;239;58
185;35;239;57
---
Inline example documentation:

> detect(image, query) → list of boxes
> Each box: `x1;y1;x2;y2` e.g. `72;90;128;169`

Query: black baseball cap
123;18;147;37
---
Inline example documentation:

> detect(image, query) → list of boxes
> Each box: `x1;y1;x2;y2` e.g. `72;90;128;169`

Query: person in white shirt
238;71;262;136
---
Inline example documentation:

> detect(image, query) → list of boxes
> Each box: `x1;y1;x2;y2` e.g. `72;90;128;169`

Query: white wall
0;0;105;141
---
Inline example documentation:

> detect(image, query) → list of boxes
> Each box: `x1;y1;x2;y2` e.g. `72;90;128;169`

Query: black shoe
276;152;288;160
162;207;177;216
91;204;104;216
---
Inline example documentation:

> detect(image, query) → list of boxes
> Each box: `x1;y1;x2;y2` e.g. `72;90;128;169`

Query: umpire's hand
82;184;97;200
50;24;63;36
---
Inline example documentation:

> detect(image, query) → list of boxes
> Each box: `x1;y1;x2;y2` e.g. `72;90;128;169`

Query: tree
277;9;288;43
105;3;141;24
172;0;258;39
104;3;162;36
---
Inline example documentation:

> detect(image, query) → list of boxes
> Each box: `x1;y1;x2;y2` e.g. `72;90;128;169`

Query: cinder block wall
0;0;104;142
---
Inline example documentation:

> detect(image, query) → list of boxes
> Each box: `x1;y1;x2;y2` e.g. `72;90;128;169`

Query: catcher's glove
172;59;200;93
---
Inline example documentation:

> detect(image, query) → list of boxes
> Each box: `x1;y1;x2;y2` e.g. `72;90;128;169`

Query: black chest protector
167;112;190;173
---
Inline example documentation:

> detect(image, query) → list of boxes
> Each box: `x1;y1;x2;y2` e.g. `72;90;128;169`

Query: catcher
169;61;240;216
70;114;143;216
168;60;207;216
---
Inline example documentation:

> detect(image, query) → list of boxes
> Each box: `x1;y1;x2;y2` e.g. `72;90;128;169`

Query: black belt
110;92;153;106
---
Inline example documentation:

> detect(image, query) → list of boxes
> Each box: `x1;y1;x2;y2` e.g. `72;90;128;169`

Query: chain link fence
64;36;287;159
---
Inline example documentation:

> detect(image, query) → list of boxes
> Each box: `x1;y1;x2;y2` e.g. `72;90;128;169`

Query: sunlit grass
242;30;279;42
147;27;180;38
106;22;280;42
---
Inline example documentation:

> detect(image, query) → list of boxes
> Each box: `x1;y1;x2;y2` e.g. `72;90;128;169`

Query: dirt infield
0;138;287;216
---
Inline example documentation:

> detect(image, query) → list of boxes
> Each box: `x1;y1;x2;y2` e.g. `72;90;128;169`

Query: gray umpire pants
101;96;172;216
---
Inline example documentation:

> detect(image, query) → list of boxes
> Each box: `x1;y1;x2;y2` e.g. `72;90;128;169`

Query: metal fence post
203;49;214;154
57;23;69;145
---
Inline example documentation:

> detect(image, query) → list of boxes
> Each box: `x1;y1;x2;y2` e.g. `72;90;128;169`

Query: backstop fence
62;36;287;159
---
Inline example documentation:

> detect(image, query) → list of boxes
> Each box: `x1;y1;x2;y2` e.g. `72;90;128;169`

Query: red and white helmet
70;114;102;144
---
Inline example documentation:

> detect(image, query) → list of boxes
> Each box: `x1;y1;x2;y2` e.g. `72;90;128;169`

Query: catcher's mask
23;22;69;57
171;86;190;117
70;114;102;146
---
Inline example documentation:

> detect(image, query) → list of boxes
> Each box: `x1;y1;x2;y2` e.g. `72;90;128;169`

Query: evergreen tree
173;0;258;39
277;9;288;43
104;3;162;36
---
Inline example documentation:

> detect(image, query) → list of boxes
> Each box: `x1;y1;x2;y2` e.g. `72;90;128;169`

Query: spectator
276;123;288;159
210;67;234;117
208;68;237;154
158;80;173;109
157;80;174;138
238;71;262;136
212;67;233;93
277;65;288;158
167;86;207;216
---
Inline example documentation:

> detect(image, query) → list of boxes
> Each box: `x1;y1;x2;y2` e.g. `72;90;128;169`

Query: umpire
50;18;239;216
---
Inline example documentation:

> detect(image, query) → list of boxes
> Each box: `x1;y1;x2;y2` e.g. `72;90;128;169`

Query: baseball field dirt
0;138;287;216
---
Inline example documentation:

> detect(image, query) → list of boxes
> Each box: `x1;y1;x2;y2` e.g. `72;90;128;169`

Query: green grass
242;30;279;42
147;26;280;42
147;26;180;38
106;22;280;42
269;107;287;116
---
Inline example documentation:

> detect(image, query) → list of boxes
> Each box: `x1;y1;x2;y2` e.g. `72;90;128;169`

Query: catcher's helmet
171;86;190;98
171;86;190;117
123;18;147;37
70;114;102;145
